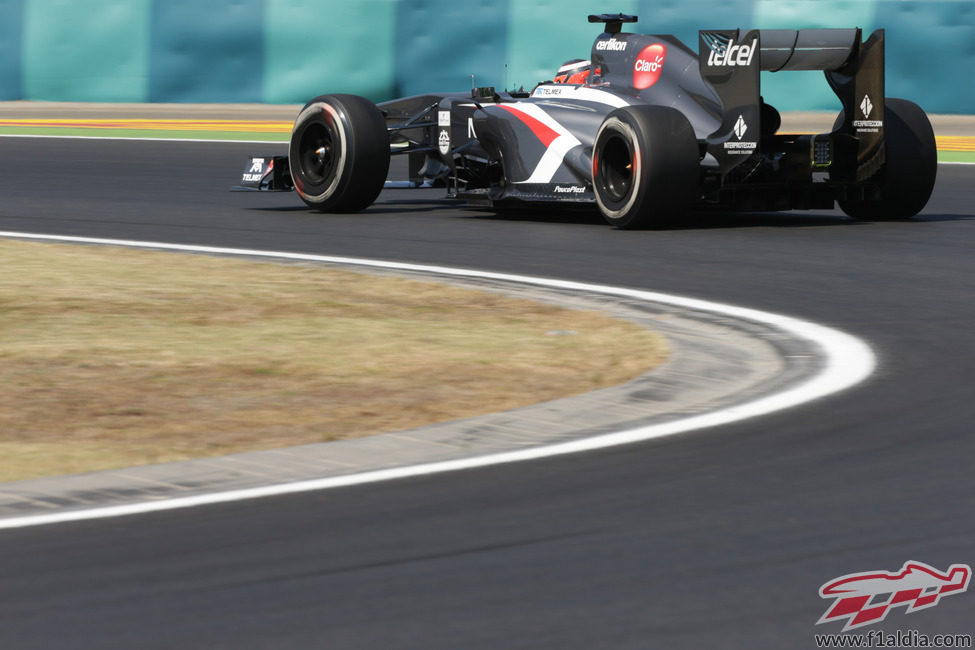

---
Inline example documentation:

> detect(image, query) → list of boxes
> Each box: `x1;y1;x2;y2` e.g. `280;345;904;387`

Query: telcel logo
633;43;666;89
707;37;757;67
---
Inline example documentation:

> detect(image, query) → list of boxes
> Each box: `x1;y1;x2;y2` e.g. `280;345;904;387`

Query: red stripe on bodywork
497;105;561;148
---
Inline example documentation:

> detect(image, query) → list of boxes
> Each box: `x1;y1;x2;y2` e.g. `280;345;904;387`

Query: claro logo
633;43;666;89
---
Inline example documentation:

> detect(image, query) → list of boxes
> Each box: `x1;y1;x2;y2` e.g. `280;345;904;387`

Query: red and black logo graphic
818;561;971;631
633;43;666;89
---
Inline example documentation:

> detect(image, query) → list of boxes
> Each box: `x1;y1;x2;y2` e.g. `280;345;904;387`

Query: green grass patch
1;125;970;161
938;150;975;164
0;127;288;141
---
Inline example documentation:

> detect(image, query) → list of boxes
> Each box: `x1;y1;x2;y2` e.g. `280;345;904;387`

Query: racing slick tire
592;105;698;229
836;98;937;220
289;94;390;212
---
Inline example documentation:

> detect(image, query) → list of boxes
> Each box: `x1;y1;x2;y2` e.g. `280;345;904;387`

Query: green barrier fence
0;0;972;113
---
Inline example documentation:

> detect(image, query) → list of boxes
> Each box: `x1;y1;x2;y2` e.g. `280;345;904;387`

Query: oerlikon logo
817;561;971;631
633;43;666;89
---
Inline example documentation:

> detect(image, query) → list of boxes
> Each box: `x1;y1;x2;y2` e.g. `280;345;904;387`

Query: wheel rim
297;120;337;185
599;132;634;202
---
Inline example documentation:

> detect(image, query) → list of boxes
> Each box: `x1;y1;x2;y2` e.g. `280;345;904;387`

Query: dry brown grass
0;240;668;481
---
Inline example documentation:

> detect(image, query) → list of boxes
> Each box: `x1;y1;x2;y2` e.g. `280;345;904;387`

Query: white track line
0;134;285;145
0;232;877;530
0;133;971;165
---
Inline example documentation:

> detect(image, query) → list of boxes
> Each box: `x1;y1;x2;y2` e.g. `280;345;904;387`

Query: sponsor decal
438;110;451;127
817;561;971;632
438;128;450;155
534;86;568;97
733;114;748;140
723;114;757;155
853;94;883;133
633;43;666;90
861;95;873;118
553;185;586;194
852;121;883;132
529;85;630;108
242;158;267;182
596;39;627;51
702;31;757;67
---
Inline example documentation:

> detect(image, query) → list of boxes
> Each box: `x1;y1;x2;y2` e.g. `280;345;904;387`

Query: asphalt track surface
1;138;974;649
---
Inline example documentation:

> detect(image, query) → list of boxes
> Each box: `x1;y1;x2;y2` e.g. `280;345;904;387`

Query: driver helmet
553;59;591;84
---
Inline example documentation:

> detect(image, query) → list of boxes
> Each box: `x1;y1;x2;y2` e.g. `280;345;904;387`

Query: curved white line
0;232;876;529
517;135;582;184
497;103;582;184
0;134;284;145
0;132;970;168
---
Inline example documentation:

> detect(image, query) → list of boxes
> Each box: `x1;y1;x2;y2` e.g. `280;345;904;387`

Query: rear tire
592;106;699;229
837;97;936;220
289;94;390;212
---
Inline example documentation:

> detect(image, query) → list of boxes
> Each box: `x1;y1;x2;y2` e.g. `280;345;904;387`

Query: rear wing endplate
701;28;885;182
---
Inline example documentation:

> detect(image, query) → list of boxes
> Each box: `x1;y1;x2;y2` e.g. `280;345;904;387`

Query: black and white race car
239;13;937;229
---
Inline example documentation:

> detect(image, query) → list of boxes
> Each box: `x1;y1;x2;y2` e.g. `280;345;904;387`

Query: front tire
837;98;937;220
289;94;390;212
592;106;699;229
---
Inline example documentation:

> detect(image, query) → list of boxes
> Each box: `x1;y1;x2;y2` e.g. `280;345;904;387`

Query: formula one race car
238;13;937;229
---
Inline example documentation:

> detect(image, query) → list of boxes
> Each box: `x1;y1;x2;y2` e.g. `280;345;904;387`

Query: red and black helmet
553;59;591;84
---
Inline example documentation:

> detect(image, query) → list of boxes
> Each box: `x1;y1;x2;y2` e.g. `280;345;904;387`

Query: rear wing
701;28;885;182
